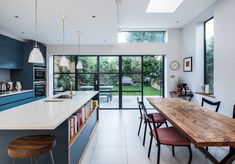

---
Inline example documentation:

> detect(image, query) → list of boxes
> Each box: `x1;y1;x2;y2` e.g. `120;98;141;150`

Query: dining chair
201;97;221;112
143;107;192;164
137;97;168;146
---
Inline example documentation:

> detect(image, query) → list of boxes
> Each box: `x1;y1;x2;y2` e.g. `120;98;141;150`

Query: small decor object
175;78;184;93
15;81;22;91
170;60;180;71
183;57;192;72
204;84;210;94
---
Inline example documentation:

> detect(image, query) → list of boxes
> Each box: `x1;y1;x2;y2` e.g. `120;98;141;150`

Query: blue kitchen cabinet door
0;45;22;69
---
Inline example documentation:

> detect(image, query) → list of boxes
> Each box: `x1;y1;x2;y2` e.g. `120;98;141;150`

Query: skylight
146;0;184;13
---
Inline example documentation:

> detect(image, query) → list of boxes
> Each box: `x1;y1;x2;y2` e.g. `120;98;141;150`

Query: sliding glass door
53;55;164;109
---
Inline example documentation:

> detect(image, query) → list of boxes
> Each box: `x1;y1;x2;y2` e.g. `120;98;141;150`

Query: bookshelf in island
0;91;99;164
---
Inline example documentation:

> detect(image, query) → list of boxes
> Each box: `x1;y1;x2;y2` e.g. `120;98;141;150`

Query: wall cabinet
0;35;22;69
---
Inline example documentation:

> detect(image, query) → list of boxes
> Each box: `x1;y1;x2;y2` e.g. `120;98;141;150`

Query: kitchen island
0;91;99;164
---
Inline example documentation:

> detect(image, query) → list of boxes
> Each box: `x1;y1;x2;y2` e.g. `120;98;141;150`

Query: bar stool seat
8;135;56;164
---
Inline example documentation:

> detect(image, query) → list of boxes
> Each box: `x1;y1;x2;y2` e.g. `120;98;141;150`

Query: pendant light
28;0;44;64
76;31;83;70
59;15;69;67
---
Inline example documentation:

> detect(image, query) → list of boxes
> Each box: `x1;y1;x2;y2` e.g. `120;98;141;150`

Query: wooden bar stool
8;135;56;164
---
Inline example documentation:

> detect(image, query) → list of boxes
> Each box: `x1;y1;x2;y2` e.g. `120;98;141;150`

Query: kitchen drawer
0;91;34;106
0;98;34;111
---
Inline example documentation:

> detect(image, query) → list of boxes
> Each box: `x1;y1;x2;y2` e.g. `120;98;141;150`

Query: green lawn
111;86;161;96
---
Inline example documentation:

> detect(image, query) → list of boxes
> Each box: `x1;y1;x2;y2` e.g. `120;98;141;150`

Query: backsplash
0;69;10;82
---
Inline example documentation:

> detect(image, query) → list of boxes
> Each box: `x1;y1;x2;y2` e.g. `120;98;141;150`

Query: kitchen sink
56;95;71;99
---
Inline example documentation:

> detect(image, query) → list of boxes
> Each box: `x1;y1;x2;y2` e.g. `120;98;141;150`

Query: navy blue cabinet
0;34;22;69
0;91;34;111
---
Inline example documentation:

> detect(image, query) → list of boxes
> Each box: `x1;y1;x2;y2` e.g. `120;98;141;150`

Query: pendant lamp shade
59;56;69;67
28;46;44;63
28;0;44;64
76;60;83;69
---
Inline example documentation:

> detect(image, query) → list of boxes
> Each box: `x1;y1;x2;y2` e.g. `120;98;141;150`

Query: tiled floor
79;110;232;164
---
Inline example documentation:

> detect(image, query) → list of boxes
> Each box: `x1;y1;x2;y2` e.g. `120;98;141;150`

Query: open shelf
69;105;99;146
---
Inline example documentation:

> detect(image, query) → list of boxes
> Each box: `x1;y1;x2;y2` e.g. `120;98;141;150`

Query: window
118;31;166;43
204;18;214;94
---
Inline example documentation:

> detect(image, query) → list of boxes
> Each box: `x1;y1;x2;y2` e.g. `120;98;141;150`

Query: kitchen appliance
0;82;7;91
34;82;46;98
7;81;14;91
34;67;46;81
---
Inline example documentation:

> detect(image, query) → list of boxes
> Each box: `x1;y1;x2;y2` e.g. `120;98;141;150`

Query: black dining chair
142;105;192;164
230;105;235;153
201;97;221;112
137;97;168;146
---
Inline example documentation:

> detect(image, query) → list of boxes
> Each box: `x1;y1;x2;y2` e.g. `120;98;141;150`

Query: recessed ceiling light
92;15;96;18
57;40;60;42
103;40;106;42
21;32;25;34
14;16;19;18
146;0;184;13
176;20;180;23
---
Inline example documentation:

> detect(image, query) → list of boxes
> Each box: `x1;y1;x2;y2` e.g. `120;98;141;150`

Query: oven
34;82;46;98
34;67;46;81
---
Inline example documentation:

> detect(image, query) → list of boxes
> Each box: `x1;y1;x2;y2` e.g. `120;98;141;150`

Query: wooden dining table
147;98;235;164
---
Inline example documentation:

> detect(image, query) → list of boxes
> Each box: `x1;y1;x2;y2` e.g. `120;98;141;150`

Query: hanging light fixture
76;31;83;70
28;0;44;64
59;15;69;67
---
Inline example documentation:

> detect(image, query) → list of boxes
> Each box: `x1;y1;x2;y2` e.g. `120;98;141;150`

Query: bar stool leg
50;150;55;164
35;156;38;164
12;158;16;164
30;157;33;164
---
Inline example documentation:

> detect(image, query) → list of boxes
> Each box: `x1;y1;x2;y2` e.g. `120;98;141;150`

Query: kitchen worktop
0;91;98;130
0;90;33;98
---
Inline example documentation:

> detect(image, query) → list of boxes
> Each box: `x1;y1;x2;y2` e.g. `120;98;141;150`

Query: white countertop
0;91;98;130
0;90;33;98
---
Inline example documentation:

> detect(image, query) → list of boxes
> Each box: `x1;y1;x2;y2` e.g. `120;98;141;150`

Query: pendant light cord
35;0;38;47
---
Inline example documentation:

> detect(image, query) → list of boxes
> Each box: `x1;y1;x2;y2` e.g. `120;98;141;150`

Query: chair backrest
137;97;143;116
233;105;235;119
142;104;160;142
201;97;221;112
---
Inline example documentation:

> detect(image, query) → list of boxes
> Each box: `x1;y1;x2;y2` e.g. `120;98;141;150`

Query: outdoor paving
99;96;160;109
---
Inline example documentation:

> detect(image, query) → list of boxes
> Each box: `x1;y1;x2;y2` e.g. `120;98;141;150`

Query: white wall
182;0;235;116
0;69;10;82
47;29;183;97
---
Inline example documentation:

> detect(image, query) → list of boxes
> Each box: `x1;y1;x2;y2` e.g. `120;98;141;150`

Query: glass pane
118;31;166;43
122;74;141;91
54;56;76;73
143;56;163;97
99;74;119;91
77;74;94;90
99;56;119;73
54;74;75;93
205;19;214;93
99;92;119;108
122;56;141;73
122;92;141;108
79;56;97;73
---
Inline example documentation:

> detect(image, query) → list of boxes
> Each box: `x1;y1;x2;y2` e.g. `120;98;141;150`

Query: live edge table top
147;98;235;148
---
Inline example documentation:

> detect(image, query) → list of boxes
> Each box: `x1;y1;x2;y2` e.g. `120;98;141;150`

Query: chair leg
165;121;168;128
148;135;153;158
188;146;192;164
143;122;147;146
157;144;161;164
50;150;55;164
12;158;16;164
137;119;142;136
172;146;175;157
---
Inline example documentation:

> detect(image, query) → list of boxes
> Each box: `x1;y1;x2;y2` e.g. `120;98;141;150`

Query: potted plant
176;78;184;93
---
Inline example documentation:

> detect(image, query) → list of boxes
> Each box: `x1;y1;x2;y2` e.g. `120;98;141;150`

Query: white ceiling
0;0;218;45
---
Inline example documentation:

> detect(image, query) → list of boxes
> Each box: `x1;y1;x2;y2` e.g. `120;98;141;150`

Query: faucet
70;80;73;99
